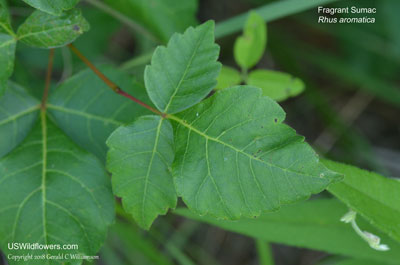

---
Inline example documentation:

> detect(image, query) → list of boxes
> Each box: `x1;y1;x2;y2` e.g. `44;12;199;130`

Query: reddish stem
41;49;55;109
67;43;165;117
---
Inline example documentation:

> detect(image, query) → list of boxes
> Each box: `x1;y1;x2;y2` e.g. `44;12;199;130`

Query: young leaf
0;114;114;262
324;160;400;243
48;67;151;161
234;12;267;70
175;199;400;264
0;0;16;96
0;82;40;158
107;115;176;229
145;21;221;114
216;66;242;90
22;0;80;16
103;0;197;43
17;8;89;48
170;86;341;219
247;70;305;101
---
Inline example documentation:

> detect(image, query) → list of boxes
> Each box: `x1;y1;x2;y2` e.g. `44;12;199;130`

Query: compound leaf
0;82;40;158
145;21;221;114
176;199;400;264
0;0;16;96
170;86;341;219
22;0;80;16
17;8;89;48
0;113;114;264
247;70;305;101
234;12;266;70
325;160;400;243
103;0;197;43
48;67;151;161
216;66;242;90
107;115;176;229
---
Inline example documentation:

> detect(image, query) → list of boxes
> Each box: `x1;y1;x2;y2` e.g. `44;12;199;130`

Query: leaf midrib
141;118;164;225
169;114;325;179
0;105;40;126
163;28;207;113
40;111;49;255
18;23;77;40
47;104;123;125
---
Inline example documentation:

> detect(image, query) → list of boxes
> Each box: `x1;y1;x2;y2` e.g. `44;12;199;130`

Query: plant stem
256;239;274;265
41;49;55;109
84;0;160;43
67;44;166;117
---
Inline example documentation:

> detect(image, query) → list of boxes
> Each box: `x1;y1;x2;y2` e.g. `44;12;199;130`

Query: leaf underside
171;86;341;219
107;115;176;229
0;114;114;264
145;20;221;114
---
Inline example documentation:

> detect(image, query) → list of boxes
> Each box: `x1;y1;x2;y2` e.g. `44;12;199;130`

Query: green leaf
22;0;80;16
0;0;16;96
234;12;266;70
145;21;221;114
0;113;114;263
0;82;40;158
48;66;151;161
324;160;400;243
103;0;197;43
169;86;341;219
247;69;305;101
175;199;400;264
215;66;242;90
17;8;90;48
107;115;176;229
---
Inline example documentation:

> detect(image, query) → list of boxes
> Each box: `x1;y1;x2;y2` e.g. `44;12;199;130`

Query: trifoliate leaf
325;160;400;243
107;115;176;229
247;70;305;101
215;66;242;90
48;67;151;161
0;0;16;96
17;8;89;48
0;82;40;158
170;86;341;219
103;0;197;43
234;12;266;70
0;113;114;264
22;0;80;16
145;21;221;114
